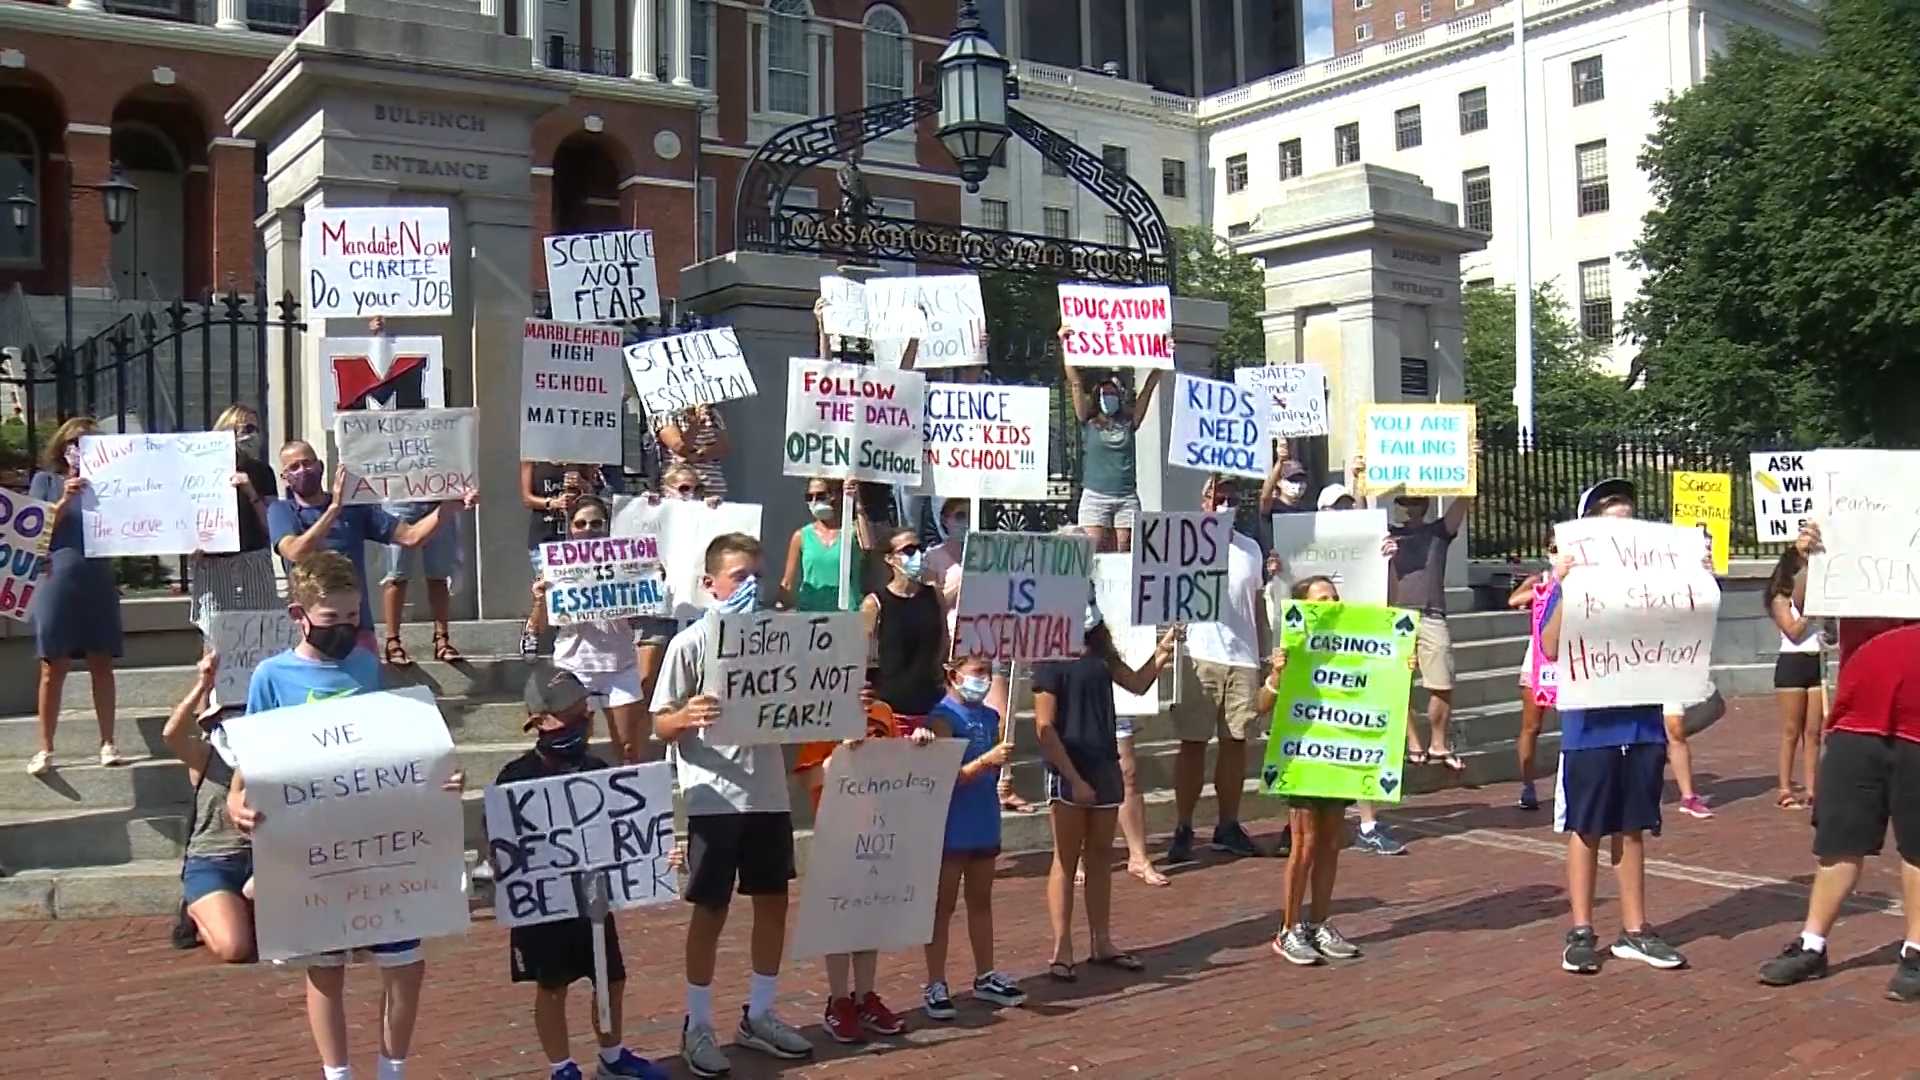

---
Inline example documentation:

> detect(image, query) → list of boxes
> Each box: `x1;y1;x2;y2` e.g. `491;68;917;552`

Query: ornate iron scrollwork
735;96;941;250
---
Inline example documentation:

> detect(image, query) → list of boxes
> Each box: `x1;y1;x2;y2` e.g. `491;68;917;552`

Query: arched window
765;0;812;114
0;115;38;265
863;6;909;106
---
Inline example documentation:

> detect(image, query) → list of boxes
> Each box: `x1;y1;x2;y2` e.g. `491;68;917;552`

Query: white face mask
944;517;969;543
957;675;991;702
1280;480;1307;502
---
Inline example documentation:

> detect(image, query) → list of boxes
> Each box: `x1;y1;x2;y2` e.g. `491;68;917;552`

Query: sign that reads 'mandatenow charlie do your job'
953;531;1095;663
783;360;926;484
303;207;453;319
1261;601;1418;803
539;536;669;626
1168;372;1269;480
1357;403;1477;497
702;610;868;745
483;762;678;929
1552;518;1720;709
1130;510;1234;626
335;407;478;505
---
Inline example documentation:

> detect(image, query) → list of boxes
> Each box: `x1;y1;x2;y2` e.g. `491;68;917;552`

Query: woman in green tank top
1060;327;1162;554
780;476;874;611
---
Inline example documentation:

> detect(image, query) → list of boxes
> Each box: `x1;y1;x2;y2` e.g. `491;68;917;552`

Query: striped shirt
649;406;728;498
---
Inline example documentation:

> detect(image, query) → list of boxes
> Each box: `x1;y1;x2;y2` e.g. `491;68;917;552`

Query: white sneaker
735;1005;812;1060
98;743;124;767
26;751;52;776
680;1018;730;1078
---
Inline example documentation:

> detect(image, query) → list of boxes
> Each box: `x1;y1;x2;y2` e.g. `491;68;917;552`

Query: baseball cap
1316;483;1354;510
1577;477;1636;517
1281;460;1309;480
524;663;592;719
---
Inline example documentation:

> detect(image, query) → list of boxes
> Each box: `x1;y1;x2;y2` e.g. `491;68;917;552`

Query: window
784;186;819;209
1102;144;1129;177
1335;122;1361;166
1456;0;1474;7
1355;22;1371;43
1043;207;1070;239
1200;0;1237;95
1353;0;1370;8
863;7;908;106
1462;167;1491;233
1395;106;1422;150
1576;140;1610;214
689;0;713;89
1225;153;1249;193
1458;87;1488;133
1162;158;1188;199
980;198;1009;231
1278;139;1303;180
1572;55;1604;105
1042;153;1067;178
1578;259;1613;342
766;0;812;114
697;176;716;260
1104;215;1128;247
1394;11;1406;29
0;115;37;264
1227;222;1253;237
1090;0;1129;78
1420;0;1432;18
1022;0;1082;68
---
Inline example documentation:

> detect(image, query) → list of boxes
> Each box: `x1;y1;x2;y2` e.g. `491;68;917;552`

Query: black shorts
1555;744;1666;839
1046;757;1124;808
1774;652;1823;690
1813;731;1920;864
510;917;625;990
683;812;796;909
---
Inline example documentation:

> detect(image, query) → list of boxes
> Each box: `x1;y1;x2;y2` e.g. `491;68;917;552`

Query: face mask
287;465;322;498
1280;480;1307;501
235;432;264;459
808;499;835;521
958;675;991;703
718;574;760;614
1097;394;1121;416
536;723;590;761
944;518;969;543
898;552;925;580
303;620;358;662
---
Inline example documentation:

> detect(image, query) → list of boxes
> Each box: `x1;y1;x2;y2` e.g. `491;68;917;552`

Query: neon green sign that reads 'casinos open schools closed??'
1261;601;1420;803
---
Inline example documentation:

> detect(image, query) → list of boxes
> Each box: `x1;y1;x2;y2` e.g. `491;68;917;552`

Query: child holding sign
528;495;652;764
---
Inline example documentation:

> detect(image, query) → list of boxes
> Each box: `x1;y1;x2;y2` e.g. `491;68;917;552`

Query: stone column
1330;296;1403;470
1260;306;1301;366
525;0;545;66
256;205;302;458
477;0;499;25
631;0;656;80
215;0;247;30
463;193;539;618
670;0;692;86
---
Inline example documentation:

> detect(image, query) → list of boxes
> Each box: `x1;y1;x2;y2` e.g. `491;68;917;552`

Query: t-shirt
553;617;640;674
1185;531;1263;669
1080;419;1136;497
649;618;791;817
1827;622;1920;744
931;694;1003;852
1539;588;1664;749
1388;517;1456;616
1838;618;1908;669
235;459;279;552
1031;652;1120;776
245;647;382;712
267;496;401;629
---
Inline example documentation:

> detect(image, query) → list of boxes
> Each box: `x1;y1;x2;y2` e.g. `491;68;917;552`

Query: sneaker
1353;824;1408;856
922;981;956;1021
553;1064;585;1080
857;991;905;1036
1273;824;1292;859
1758;940;1829;986
1887;947;1920;1003
1677;794;1714;819
1165;823;1196;864
972;970;1027;1007
821;996;865;1044
596;1049;670;1080
739;1006;812;1059
1517;781;1540;811
25;751;51;777
1562;926;1602;974
680;1019;730;1078
1210;820;1261;858
1272;924;1324;966
98;743;124;767
1612;927;1687;970
1311;923;1361;961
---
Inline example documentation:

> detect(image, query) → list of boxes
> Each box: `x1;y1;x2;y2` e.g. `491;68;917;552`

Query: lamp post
934;0;1013;194
12;161;139;353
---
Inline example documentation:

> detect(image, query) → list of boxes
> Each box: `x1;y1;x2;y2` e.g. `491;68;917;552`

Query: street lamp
935;0;1012;194
5;184;31;235
97;163;137;235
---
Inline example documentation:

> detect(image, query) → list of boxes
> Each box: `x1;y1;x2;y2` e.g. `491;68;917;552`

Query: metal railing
549;42;624;77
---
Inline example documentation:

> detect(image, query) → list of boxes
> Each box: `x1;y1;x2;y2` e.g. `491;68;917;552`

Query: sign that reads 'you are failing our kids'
1356;404;1477;498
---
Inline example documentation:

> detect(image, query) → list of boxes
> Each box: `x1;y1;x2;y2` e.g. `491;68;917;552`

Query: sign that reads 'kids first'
335;407;478;505
483;762;678;929
1552;518;1720;709
1750;451;1819;544
783;360;926;485
539;536;669;625
304;207;453;318
1057;284;1173;370
1129;510;1234;626
1261;601;1418;803
919;383;1049;500
521;320;626;466
543;230;661;323
702;610;868;745
953;531;1096;663
1168;372;1269;479
1357;404;1477;497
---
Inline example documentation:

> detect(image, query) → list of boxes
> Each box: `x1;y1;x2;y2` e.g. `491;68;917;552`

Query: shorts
1519;640;1536;687
1076;489;1140;530
1774;651;1823;690
383;514;458;582
1415;615;1455;691
1172;659;1263;742
1812;731;1920;864
297;938;424;969
683;812;796;909
1553;744;1665;838
944;847;1001;861
182;850;252;906
573;665;644;709
1047;757;1124;809
510;917;626;989
1115;714;1134;740
1286;795;1353;812
635;616;679;648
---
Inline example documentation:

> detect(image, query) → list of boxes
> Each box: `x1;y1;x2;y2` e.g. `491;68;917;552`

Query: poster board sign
483;762;677;929
609;499;762;621
1355;404;1477;497
1260;601;1417;803
1268;510;1390;605
334;407;478;505
1092;553;1160;717
1234;364;1329;438
0;489;55;622
303;207;453;318
207;611;303;706
1552;519;1720;708
1528;581;1558;707
818;275;869;339
1168;372;1269;479
1749;451;1819;544
790;738;966;959
919;383;1049;500
622;328;757;415
952;531;1095;663
77;431;240;556
1129;510;1234;626
1057;284;1174;370
1670;471;1732;575
321;336;445;427
702;610;867;744
543;230;661;323
1804;449;1920;618
538;537;670;625
865;274;986;369
220;690;468;962
783;360;926;484
520;320;625;465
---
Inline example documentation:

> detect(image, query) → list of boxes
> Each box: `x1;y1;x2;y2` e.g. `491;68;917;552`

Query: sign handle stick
1170;638;1184;707
839;488;855;611
586;870;613;1033
1000;661;1020;750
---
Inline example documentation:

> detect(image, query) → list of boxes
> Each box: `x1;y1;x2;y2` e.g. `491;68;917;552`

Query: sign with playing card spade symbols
1261;600;1420;803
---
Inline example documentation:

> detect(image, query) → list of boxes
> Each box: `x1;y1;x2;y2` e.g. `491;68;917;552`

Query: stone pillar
670;0;691;86
464;192;540;613
631;0;656;80
525;0;545;66
216;0;248;30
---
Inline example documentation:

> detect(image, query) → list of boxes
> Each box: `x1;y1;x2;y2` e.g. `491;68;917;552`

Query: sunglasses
235;423;260;436
893;543;922;557
673;483;703;496
572;517;609;530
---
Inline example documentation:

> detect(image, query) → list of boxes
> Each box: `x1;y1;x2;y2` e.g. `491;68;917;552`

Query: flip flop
1406;750;1429;766
1776;791;1804;810
1047;961;1078;983
1128;864;1170;888
1090;951;1144;972
1435;752;1466;771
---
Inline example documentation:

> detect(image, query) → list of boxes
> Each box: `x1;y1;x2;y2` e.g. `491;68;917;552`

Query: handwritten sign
321;335;444;426
1670;471;1732;575
219;691;468;962
1057;284;1174;370
521;320;625;465
1268;509;1389;605
1260;601;1417;803
1234;364;1329;437
1750;451;1819;544
1168;372;1269;479
335;407;478;506
303;207;453;318
609;499;763;621
1356;404;1477;497
623;328;758;416
783;360;926;484
1804;449;1920;618
207;611;304;706
918;383;1049;500
702;610;867;744
1129;511;1234;626
790;738;965;959
539;536;669;625
483;763;677;929
1553;518;1720;708
1529;580;1558;707
952;531;1095;663
1092;553;1161;717
78;431;239;557
818;276;869;339
0;489;55;622
543;230;660;323
866;275;986;369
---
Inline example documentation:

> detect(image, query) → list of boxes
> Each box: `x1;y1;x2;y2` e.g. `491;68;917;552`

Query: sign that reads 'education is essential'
335;407;478;506
543;230;661;323
783;360;926;485
702;610;868;744
1552;518;1720;709
1168;372;1269;479
1804;449;1920;618
1129;510;1234;626
1234;364;1329;438
623;328;757;416
304;207;453;319
1057;284;1174;370
483;762;678;929
1261;601;1418;803
1356;403;1477;497
919;383;1049;500
521;320;625;466
0;489;54;622
539;536;669;625
78;431;240;557
952;531;1095;663
1749;451;1819;544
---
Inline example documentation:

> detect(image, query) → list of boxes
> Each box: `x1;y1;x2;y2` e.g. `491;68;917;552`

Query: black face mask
304;621;358;662
536;723;590;761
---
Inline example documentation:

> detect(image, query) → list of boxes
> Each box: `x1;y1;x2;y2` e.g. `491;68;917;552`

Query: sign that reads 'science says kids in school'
1169;372;1270;480
1261;601;1418;803
1057;284;1174;370
304;207;453;319
483;762;678;929
623;328;758;416
521;320;625;466
1552;518;1720;709
1130;510;1234;626
919;383;1049;500
1357;404;1477;497
0;489;54;622
543;230;661;323
702;610;868;744
539;536;669;625
335;407;478;505
783;360;926;485
953;531;1096;663
1750;451;1819;544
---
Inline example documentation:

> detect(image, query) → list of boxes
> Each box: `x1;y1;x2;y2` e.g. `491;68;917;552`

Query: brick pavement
4;696;1918;1079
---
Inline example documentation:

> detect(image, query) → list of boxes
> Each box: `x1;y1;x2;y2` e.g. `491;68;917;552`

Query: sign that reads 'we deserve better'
1057;284;1173;370
543;230;660;323
484;762;677;929
784;360;925;485
0;489;54;622
79;431;240;557
702;610;868;744
1357;404;1477;497
304;207;453;318
1130;511;1234;626
953;531;1095;663
521;320;625;466
919;383;1049;500
1169;372;1269;479
623;328;757;415
1552;518;1720;709
539;536;669;625
335;408;478;505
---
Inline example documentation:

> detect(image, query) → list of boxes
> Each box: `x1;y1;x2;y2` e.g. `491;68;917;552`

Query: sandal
1776;790;1804;810
1128;863;1170;888
383;635;415;668
1001;793;1037;814
1434;751;1466;771
1406;749;1429;766
1090;951;1144;972
1047;961;1078;983
432;630;462;663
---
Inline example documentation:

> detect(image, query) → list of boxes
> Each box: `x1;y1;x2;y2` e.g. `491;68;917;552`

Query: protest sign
1234;364;1329;438
0;488;54;622
702;610;867;744
1129;510;1234;626
952;531;1095;663
1057;284;1174;370
303;207;453;318
220;690;467;961
1804;449;1920;618
321;336;445;426
818;275;870;339
1356;404;1477;497
866;274;986;369
543;230;660;323
622;328;757;415
1528;581;1558;707
790;738;966;959
483;762;677;929
783;359;926;484
207;611;303;706
1671;471;1732;575
77;431;239;557
520;320;625;465
335;407;478;505
609;498;762;621
1750;451;1819;544
538;536;669;625
919;383;1049;500
1552;518;1720;708
1168;372;1269;479
1092;553;1161;716
1260;601;1417;803
1268;509;1390;605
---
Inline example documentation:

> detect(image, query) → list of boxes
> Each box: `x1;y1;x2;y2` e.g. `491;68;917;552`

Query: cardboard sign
623;328;758;416
919;383;1049;500
789;738;966;959
543;230;661;323
520;320;626;465
77;431;240;557
1234;364;1329;438
1750;451;1819;544
1168;372;1269;479
1356;404;1477;497
539;537;669;625
952;531;1095;663
321;336;445;426
1553;519;1720;708
1092;553;1161;717
1057;284;1174;370
702;610;867;744
1129;510;1234;626
219;691;468;962
303;207;453;318
818;275;870;340
1804;449;1920;618
609;498;763;621
1670;471;1732;575
335;407;479;505
483;762;678;929
783;360;926;484
1528;580;1558;707
1268;510;1390;605
207;611;303;706
866;275;986;369
1260;601;1417;803
0;489;54;622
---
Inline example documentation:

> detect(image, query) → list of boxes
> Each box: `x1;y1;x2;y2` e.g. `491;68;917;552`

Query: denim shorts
182;851;252;905
291;938;424;969
383;513;458;582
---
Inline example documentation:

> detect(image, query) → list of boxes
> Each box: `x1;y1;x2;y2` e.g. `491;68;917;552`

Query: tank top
187;749;249;858
873;585;946;716
1527;579;1558;706
1080;418;1137;496
1780;601;1822;654
795;525;857;612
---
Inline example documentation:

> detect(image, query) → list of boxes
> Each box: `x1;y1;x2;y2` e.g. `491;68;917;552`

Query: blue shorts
182;851;252;905
383;511;458;582
1555;744;1665;838
299;938;424;969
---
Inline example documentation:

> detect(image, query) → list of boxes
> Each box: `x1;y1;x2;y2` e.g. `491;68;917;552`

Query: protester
1508;550;1557;812
1766;541;1826;809
1662;702;1713;819
379;495;462;666
650;404;730;501
190;403;280;631
1367;463;1473;770
521;461;618;656
163;650;253;963
925;497;1027;813
527;495;650;764
1060;327;1159;554
629;463;723;762
778;477;871;613
26;416;123;775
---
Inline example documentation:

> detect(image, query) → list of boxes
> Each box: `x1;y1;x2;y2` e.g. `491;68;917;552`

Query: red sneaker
857;991;906;1036
823;995;866;1044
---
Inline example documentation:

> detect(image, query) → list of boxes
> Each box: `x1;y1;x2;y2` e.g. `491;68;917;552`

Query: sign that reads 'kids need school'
539;536;669;626
304;207;453;318
701;610;868;745
1552;518;1720;709
1750;451;1819;544
335;407;478;505
919;383;1049;500
521;320;626;466
543;230;661;323
952;531;1096;663
0;489;54;622
1168;372;1270;480
1261;601;1418;803
78;431;240;557
1057;284;1174;370
622;328;758;416
483;762;678;929
1129;510;1234;626
1356;403;1477;497
1234;364;1329;438
783;360;926;485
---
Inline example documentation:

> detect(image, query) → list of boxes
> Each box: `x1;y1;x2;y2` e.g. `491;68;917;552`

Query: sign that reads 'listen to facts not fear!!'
520;319;626;466
701;610;868;745
304;207;453;319
543;230;661;323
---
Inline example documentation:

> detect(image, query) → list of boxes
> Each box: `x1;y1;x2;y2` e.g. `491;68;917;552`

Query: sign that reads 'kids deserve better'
1261;601;1418;803
0;489;55;622
1357;404;1477;497
483;762;678;929
953;531;1096;663
622;328;758;415
702;610;868;744
521;320;626;466
1168;372;1270;479
539;536;669;626
543;230;661;323
920;383;1049;500
1057;284;1173;370
1552;518;1720;709
304;207;453;318
783;360;926;485
335;408;478;505
78;431;240;557
1129;510;1234;626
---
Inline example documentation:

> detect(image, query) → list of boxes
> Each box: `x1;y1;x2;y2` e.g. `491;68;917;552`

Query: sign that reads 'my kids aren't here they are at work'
335;407;479;505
